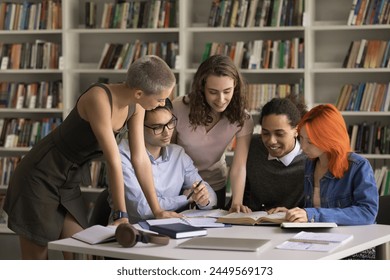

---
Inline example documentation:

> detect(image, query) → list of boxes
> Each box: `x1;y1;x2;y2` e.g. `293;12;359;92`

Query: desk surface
49;224;390;260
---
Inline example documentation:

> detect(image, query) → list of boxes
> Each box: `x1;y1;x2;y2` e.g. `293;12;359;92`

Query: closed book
149;223;207;239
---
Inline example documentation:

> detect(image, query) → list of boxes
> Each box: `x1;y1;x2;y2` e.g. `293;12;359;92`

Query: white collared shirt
268;139;302;166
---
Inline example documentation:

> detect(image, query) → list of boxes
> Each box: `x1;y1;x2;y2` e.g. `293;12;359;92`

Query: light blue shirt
110;140;217;224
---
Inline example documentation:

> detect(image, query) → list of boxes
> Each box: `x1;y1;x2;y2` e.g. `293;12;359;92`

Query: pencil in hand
186;180;203;200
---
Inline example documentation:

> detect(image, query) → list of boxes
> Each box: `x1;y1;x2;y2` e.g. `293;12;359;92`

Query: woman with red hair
284;104;378;225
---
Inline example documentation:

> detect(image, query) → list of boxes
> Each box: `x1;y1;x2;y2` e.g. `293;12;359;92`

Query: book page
276;231;353;252
72;225;117;245
258;212;287;223
216;211;270;225
180;209;229;218
222;211;269;220
276;240;343;252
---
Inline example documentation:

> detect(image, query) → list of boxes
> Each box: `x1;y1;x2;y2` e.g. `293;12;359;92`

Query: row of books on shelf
0;157;20;188
349;122;390;155
348;0;390;26
335;82;390;112
208;0;304;28
202;38;304;69
96;0;178;29
0;80;63;109
246;80;303;112
98;40;178;70
0;0;62;31
0;117;62;148
0;193;7;225
0;41;61;70
343;39;390;69
375;166;390;196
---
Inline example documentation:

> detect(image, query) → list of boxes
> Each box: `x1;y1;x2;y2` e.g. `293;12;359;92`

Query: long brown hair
184;55;249;128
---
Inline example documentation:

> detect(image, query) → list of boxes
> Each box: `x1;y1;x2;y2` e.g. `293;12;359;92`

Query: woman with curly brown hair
172;55;254;211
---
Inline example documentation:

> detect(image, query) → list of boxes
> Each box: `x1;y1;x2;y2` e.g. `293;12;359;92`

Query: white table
48;224;390;260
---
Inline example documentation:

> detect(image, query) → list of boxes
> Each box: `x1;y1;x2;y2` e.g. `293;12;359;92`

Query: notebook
149;223;207;239
178;237;270;252
276;231;353;252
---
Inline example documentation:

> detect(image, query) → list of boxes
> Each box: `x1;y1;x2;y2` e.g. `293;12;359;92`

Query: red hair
298;104;351;178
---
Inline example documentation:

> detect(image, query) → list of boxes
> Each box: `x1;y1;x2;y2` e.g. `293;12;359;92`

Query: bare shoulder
78;86;111;121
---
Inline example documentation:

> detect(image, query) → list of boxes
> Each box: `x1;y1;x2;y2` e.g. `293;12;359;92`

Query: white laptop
177;237;270;252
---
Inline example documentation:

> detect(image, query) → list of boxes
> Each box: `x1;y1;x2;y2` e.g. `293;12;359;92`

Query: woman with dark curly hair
172;55;254;210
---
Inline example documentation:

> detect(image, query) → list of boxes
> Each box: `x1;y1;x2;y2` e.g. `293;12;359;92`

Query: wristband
113;210;129;221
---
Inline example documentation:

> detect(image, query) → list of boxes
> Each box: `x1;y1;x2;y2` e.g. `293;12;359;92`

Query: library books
0;117;62;148
335;82;390;112
99;0;178;29
276;231;353;252
201;37;304;70
347;122;390;154
0;41;61;70
207;0;305;28
348;0;390;25
0;1;62;31
342;39;390;69
216;211;287;225
149;223;207;239
97;41;178;70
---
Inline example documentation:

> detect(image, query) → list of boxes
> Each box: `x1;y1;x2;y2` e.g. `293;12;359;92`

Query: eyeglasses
144;115;177;135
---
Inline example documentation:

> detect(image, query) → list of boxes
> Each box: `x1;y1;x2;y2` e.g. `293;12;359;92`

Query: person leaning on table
109;99;217;224
3;55;181;260
171;54;254;211
272;104;378;225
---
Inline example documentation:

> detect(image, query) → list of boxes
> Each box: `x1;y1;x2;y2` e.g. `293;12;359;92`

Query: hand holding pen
186;180;203;200
186;180;210;207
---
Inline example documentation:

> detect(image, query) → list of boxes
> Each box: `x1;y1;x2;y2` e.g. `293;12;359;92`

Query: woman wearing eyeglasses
172;55;254;210
113;99;217;223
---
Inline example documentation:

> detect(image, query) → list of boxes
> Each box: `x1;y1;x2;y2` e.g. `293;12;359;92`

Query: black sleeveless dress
3;83;134;246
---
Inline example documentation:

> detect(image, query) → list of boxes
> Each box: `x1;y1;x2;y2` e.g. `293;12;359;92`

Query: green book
383;171;390;196
202;42;212;62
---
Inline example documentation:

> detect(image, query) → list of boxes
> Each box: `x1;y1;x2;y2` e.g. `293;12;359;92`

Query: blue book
380;40;390;68
149;223;207;239
354;83;366;111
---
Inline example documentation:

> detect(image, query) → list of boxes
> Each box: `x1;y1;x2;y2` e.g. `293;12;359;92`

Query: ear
134;89;144;100
293;126;298;138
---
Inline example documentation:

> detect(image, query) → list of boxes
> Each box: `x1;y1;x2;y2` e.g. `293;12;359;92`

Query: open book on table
276;231;354;252
215;211;287;225
72;225;117;245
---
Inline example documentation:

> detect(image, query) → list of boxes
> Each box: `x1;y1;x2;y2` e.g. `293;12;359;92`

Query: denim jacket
304;153;378;225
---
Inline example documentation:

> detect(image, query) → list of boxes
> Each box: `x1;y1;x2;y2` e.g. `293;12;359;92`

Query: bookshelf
309;0;390;175
0;0;389;217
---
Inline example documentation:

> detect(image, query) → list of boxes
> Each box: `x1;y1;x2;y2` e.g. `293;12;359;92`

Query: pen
187;180;203;200
288;239;330;245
